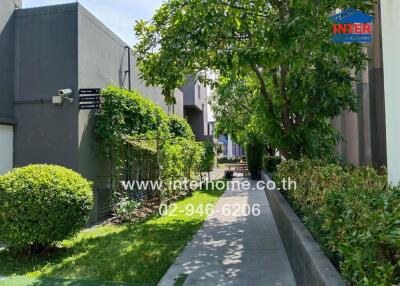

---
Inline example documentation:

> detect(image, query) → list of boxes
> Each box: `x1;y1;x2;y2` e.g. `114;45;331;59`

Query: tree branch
250;63;275;118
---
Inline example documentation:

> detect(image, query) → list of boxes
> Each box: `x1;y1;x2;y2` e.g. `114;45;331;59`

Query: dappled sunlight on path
158;179;296;286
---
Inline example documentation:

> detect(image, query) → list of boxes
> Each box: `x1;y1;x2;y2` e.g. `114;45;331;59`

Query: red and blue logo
331;8;373;43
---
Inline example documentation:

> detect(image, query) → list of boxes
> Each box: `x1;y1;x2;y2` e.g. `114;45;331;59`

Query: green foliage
218;157;242;164
112;195;141;223
200;140;215;173
95;86;168;155
245;141;263;175
95;87;200;200
275;159;400;285
167;114;195;139
263;156;282;174
135;0;377;159
0;165;93;252
161;138;202;185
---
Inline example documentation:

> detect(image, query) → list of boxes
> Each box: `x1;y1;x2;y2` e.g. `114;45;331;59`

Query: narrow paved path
158;178;297;286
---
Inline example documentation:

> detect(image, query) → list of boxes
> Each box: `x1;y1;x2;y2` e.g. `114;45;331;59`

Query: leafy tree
134;0;377;159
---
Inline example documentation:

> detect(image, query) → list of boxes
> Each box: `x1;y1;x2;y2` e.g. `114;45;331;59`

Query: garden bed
0;181;226;286
261;171;345;286
272;159;400;286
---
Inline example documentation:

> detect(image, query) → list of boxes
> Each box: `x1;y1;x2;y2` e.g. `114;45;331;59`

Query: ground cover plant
0;180;226;285
275;159;400;285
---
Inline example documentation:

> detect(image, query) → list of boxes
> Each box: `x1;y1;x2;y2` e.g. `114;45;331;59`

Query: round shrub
0;164;93;252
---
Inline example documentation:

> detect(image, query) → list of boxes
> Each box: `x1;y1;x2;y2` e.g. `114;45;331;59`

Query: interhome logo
331;8;373;43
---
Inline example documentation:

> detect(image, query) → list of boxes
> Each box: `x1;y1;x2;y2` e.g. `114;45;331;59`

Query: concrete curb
261;172;346;286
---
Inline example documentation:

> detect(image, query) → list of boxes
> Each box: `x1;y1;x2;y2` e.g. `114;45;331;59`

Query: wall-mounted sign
79;88;102;110
330;8;373;43
79;95;100;102
79;88;101;95
79;103;101;110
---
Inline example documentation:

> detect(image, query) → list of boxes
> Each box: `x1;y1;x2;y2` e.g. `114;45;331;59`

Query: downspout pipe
125;46;132;91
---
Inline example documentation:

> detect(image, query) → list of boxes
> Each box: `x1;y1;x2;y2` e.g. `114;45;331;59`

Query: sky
23;0;165;46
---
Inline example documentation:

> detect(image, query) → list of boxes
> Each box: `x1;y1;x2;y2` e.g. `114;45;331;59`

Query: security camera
58;89;73;96
58;89;74;103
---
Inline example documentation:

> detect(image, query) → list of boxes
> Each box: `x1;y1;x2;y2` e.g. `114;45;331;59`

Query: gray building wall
182;77;209;140
0;0;21;123
368;4;387;167
332;4;386;167
11;3;184;173
181;77;204;110
13;4;79;169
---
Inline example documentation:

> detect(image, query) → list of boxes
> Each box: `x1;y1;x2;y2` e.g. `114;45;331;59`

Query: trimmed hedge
218;157;241;164
262;156;282;174
275;159;400;286
0;165;93;252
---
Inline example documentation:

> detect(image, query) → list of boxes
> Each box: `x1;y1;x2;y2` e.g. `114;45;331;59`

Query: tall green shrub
0;165;93;252
200;140;215;174
160;138;202;194
245;141;264;179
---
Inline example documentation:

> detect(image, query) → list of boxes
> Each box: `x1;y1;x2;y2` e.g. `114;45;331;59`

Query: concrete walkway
158;179;297;286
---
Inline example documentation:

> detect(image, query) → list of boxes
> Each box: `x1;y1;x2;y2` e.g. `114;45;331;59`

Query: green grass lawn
0;181;226;286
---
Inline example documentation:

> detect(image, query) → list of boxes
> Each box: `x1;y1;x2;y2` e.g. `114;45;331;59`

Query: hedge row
95;87;214;198
275;159;400;286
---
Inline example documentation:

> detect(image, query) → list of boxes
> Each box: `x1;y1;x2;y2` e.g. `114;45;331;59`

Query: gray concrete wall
0;0;20;122
185;107;208;141
368;3;387;168
332;4;386;167
262;172;346;286
13;4;79;170
12;3;184;172
182;78;209;140
181;77;207;111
